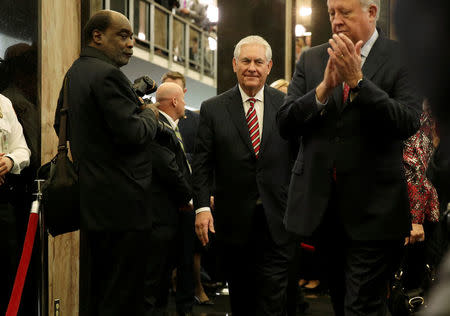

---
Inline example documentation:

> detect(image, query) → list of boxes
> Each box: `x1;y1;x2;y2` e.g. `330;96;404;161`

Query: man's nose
332;13;344;26
248;61;256;71
127;38;134;48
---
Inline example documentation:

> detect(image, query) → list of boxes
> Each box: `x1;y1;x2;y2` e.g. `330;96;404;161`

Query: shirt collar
238;85;265;104
159;110;178;129
361;28;379;59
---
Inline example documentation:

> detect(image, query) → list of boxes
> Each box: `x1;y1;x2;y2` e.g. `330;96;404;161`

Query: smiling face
94;12;134;67
327;0;377;44
232;44;272;97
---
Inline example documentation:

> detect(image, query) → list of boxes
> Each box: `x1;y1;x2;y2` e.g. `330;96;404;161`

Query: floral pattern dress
403;111;439;224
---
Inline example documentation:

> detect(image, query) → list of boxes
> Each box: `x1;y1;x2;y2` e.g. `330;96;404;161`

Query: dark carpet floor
168;292;334;315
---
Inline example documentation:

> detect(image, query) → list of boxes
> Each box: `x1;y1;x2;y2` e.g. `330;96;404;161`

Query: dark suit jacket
192;85;296;246
149;114;192;234
55;47;158;231
277;36;422;241
178;109;199;163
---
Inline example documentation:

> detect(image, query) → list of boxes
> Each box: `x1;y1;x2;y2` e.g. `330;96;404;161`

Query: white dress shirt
159;110;179;129
0;94;30;174
238;85;264;140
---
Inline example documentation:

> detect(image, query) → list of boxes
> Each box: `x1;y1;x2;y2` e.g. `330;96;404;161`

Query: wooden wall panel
40;0;81;315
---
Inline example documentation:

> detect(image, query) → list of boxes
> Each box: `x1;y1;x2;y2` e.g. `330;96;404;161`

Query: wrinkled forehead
238;44;267;60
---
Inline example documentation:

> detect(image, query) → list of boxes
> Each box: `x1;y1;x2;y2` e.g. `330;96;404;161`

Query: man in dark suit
161;71;199;164
55;10;158;316
145;82;193;316
193;35;296;316
277;1;421;315
161;71;203;310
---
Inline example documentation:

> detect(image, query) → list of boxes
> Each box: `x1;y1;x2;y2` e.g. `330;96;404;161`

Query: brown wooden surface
40;0;81;315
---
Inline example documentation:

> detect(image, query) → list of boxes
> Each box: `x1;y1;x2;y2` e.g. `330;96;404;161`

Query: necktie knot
248;98;257;108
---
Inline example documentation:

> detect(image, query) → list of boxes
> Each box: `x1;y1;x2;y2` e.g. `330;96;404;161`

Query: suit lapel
159;113;171;127
159;113;191;172
226;85;256;156
339;36;388;113
361;36;389;82
259;86;275;158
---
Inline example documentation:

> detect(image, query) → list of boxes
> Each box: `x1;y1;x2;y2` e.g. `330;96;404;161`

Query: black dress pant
175;210;195;313
220;206;293;316
144;226;177;316
317;209;403;316
145;211;195;315
79;230;151;316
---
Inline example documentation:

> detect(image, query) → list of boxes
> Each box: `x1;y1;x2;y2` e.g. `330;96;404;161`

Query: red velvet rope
300;242;316;252
6;211;39;316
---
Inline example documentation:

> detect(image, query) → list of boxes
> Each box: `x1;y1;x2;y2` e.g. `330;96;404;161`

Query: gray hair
233;35;272;62
360;0;380;20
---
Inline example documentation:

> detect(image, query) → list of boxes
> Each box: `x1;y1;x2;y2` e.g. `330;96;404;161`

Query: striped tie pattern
246;98;260;158
343;83;350;103
174;125;192;173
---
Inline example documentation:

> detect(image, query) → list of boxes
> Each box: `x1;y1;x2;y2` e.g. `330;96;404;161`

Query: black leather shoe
194;296;214;305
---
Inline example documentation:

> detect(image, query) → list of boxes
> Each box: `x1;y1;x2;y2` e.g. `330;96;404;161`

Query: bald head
156;82;186;120
156;82;183;101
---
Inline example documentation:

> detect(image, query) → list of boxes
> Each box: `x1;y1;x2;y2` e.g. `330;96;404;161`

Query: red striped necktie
343;83;350;103
246;98;261;158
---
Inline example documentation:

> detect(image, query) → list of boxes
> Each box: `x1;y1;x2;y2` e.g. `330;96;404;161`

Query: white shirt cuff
195;207;211;215
315;95;328;111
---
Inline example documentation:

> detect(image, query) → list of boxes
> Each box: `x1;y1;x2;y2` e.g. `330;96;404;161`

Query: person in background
145;82;193;316
271;78;309;316
270;79;289;94
0;42;39;316
0;93;30;314
277;0;422;314
403;100;440;246
160;71;213;306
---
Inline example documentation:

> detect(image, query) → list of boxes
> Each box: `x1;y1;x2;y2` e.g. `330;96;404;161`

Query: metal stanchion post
34;179;47;316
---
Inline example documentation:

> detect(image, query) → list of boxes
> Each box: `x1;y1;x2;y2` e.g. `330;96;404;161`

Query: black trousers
79;230;151;316
175;211;195;313
144;226;177;316
220;206;293;316
317;209;403;316
0;203;18;315
144;211;195;315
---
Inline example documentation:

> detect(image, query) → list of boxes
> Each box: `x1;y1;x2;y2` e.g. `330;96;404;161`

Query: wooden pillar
40;0;81;314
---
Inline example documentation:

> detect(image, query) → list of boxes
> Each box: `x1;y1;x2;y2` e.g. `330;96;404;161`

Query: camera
133;76;157;97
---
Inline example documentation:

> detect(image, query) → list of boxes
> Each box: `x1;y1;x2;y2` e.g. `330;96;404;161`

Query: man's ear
368;4;378;21
92;29;103;45
232;57;238;73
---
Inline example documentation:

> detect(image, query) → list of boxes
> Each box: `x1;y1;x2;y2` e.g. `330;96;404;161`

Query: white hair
360;0;380;20
233;35;272;62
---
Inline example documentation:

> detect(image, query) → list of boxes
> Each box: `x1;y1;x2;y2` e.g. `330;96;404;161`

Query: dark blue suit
277;35;422;315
